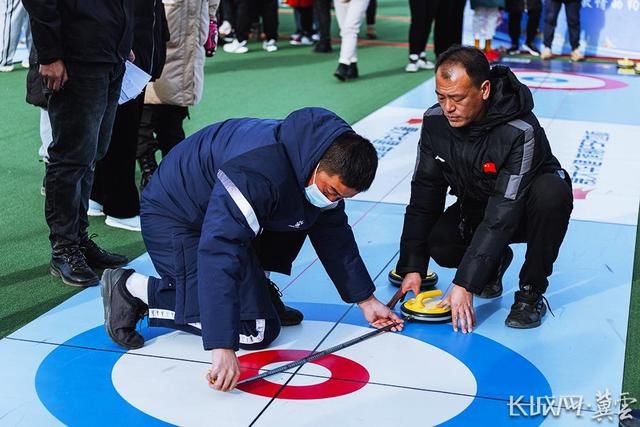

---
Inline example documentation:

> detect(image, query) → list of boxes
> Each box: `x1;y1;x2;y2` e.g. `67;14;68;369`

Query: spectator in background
89;0;170;232
25;45;51;195
433;0;466;57
222;0;278;53
289;0;315;46
333;0;370;81
137;0;219;191
541;0;583;61
507;0;542;55
23;0;133;287
405;0;438;73
313;0;333;53
470;0;504;62
365;0;377;39
1;0;31;72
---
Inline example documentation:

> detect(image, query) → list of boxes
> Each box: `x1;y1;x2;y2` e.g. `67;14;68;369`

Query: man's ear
481;80;491;101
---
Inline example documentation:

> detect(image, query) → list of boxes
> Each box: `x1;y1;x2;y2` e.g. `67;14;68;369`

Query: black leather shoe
267;279;303;326
80;235;129;270
101;268;148;349
50;247;99;287
334;63;349;81
347;62;359;79
313;40;332;53
505;285;550;329
478;246;513;299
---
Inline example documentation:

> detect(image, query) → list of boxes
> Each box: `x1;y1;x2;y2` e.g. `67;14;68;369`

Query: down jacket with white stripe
141;107;375;349
396;65;563;294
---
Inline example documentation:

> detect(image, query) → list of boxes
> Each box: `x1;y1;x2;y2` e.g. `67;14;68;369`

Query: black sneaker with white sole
478;246;514;299
267;279;303;326
50;247;99;287
101;268;148;349
505;285;551;329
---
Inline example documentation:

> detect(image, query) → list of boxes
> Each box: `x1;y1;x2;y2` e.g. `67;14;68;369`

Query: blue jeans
45;61;125;250
543;0;581;50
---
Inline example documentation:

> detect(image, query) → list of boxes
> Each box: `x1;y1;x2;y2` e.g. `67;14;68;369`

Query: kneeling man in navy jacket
101;107;403;391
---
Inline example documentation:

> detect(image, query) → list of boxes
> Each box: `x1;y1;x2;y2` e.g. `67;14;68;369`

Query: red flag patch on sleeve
482;162;497;174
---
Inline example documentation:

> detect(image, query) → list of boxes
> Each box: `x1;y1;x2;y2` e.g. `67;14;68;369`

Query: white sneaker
88;200;104;216
570;48;585;62
290;35;313;46
405;61;419;73
262;39;278;52
541;47;552;60
21;58;30;68
223;39;248;54
219;20;232;37
417;58;435;70
105;215;141;232
0;64;14;72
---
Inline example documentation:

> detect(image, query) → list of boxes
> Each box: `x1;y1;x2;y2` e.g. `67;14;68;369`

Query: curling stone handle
415;289;443;305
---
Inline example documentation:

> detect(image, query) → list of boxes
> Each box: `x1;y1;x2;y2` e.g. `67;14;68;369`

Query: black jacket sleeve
396;134;448;277
308;202;375;304
22;0;63;65
454;125;545;293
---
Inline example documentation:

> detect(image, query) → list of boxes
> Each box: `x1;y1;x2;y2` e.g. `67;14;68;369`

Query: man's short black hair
319;132;378;192
435;45;490;88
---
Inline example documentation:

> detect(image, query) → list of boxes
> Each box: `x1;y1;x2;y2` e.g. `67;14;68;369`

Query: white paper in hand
119;61;151;105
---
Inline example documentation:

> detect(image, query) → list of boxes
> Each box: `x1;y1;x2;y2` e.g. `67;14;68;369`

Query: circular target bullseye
237;349;369;399
513;69;627;91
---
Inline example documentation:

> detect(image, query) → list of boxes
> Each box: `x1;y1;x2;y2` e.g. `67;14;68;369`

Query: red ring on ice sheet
237;349;369;399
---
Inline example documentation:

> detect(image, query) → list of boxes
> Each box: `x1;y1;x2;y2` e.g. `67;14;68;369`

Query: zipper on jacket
150;0;157;76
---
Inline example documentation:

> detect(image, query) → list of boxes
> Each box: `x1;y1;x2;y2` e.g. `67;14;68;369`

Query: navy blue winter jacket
142;108;376;350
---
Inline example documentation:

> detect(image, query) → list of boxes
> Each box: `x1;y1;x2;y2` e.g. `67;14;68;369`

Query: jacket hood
474;65;534;131
278;107;354;188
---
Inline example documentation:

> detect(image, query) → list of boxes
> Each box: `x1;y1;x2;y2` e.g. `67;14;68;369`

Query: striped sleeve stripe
504;119;535;200
217;169;261;236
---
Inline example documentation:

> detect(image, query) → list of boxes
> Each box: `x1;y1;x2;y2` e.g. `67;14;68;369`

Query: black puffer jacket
23;0;134;65
396;66;563;294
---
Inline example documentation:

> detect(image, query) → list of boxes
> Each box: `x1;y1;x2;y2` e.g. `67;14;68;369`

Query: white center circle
260;361;332;386
112;320;477;426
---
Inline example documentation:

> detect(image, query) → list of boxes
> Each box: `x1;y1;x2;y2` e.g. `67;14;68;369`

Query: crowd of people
2;0;582;392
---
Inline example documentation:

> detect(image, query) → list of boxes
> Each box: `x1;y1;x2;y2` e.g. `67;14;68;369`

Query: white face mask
304;164;339;209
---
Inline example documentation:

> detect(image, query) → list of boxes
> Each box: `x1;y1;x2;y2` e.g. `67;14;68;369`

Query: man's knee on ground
238;318;281;351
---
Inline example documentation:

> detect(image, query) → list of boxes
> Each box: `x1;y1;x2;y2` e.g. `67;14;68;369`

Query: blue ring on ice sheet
35;302;550;425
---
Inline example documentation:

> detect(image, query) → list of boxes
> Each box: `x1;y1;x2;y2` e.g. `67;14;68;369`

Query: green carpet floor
0;0;637;405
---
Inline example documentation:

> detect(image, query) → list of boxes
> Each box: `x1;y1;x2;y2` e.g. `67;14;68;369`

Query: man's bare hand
358;295;404;331
207;348;240;391
400;272;423;298
440;284;475;333
40;59;68;91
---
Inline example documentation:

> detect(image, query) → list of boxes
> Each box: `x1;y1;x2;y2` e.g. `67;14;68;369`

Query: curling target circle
513;69;627;90
34;303;551;426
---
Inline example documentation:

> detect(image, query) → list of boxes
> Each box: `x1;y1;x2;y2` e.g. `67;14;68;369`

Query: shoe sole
105;217;141;232
87;209;105;217
101;269;144;350
50;265;99;287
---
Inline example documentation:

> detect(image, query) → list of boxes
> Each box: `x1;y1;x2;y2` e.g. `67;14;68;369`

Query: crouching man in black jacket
396;46;573;331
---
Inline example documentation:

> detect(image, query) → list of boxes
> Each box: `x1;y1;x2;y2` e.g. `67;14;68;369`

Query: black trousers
408;0;439;56
427;173;573;294
313;0;332;43
508;8;542;47
235;0;278;42
366;0;377;25
433;0;466;57
137;104;189;160
91;92;145;219
543;0;581;50
44;61;124;250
